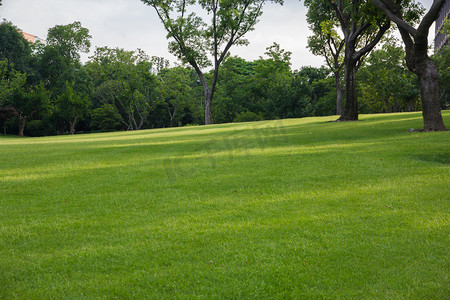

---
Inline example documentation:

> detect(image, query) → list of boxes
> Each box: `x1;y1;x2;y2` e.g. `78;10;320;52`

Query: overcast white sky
0;0;435;70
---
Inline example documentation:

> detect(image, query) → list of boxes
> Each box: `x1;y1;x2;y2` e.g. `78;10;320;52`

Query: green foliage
433;45;450;109
56;81;91;134
305;0;343;72
0;22;32;73
158;66;193;127
90;104;123;131
213;45;335;123
358;38;420;113
88;47;158;130
0;59;27;106
46;21;91;62
442;19;450;39
233;111;263;122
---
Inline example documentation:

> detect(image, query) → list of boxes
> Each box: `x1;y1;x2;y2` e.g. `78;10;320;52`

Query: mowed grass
0;112;449;299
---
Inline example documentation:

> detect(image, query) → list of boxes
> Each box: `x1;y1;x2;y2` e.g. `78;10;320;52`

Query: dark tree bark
371;0;447;131
336;69;343;115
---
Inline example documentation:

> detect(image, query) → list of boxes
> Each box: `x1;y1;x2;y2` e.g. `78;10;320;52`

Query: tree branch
370;0;417;37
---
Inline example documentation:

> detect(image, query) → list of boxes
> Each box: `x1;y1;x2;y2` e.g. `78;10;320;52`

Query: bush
233;111;264;123
90;104;123;131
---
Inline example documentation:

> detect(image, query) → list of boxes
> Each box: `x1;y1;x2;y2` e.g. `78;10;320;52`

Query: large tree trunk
335;70;343;115
417;58;447;131
204;90;213;125
339;55;358;121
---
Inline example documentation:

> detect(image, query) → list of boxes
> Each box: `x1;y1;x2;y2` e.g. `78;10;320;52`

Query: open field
1;112;449;298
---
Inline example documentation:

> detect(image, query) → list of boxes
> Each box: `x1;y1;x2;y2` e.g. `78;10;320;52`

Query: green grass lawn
1;112;449;298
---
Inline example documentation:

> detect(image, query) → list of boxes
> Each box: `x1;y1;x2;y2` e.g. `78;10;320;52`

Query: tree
358;38;419;113
90;104;123;131
305;0;344;115
46;21;91;62
321;0;390;121
11;81;50;136
0;22;32;73
252;43;294;119
158;67;192;127
371;0;447;131
40;22;91;92
56;81;91;135
432;43;450;110
88;47;158;130
141;0;283;125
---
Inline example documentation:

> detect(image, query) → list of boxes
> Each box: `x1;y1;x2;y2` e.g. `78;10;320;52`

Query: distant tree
56;81;91;135
11;81;51;136
433;45;450;109
0;22;32;73
88;47;158;130
90;104;123;131
141;0;283;125
214;56;257;123
319;0;391;121
46;21;91;62
290;66;331;118
40;22;91;93
371;0;447;131
305;0;344;115
158;67;192;127
253;43;294;119
358;38;419;113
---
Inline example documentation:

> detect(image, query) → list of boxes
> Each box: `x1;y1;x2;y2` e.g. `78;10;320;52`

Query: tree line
0;0;448;136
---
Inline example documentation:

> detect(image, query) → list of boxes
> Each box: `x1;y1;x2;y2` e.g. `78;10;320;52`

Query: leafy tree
358;38;419;113
90;104;123;131
39;22;91;93
214;56;257;123
371;0;447;131
289;66;331;118
11;81;51;136
46;21;91;62
433;45;450;109
252;43;293;119
318;0;391;121
88;47;158;130
305;0;344;115
56;81;91;134
0;22;32;73
158;67;192;127
141;0;283;125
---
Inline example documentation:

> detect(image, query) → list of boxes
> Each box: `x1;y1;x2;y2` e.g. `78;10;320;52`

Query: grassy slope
0;112;449;298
